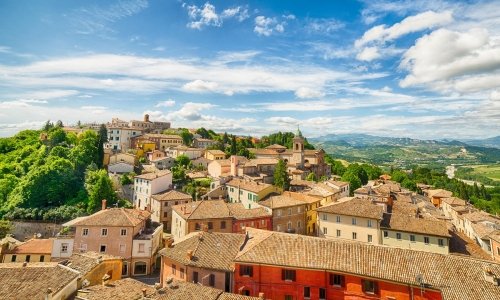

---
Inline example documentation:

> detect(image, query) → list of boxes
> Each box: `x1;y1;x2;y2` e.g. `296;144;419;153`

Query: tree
391;170;409;183
0;220;12;238
48;128;67;148
273;159;290;191
341;172;362;196
97;124;108;168
55;120;64;128
230;136;237;155
222;132;229;144
175;155;191;168
306;172;317;182
85;169;117;213
43;120;54;131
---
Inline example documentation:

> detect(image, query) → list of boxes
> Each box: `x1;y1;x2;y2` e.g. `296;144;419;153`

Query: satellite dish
36;233;42;238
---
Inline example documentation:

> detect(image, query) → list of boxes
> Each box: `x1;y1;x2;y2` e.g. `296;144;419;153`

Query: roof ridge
121;208;137;226
187;201;204;220
235;229;274;259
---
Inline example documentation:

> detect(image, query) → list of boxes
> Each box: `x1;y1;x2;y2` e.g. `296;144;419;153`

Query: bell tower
292;126;304;168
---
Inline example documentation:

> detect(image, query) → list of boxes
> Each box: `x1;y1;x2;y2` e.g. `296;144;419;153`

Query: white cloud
254;16;287;36
182;80;219;93
356;10;453;48
155;99;176;108
152;46;165;51
185;2;249;30
356;46;381;61
305;18;344;34
399;28;500;93
295;87;325;99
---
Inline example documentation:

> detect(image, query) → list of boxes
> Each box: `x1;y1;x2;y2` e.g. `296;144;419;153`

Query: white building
107;126;143;151
324;180;350;198
133;170;172;211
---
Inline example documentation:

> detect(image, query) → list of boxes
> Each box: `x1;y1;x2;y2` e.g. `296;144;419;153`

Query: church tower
292;126;304;168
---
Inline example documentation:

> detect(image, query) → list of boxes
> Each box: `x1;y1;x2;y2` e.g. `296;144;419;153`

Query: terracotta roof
72;208;151;227
489;230;500;242
152;190;193;202
206;149;226;155
210;159;231;167
227;203;271;220
265;144;287;150
156;279;260;300
173;200;232;220
226;178;273;194
201;186;227;200
325;180;349;188
259;193;306;209
381;213;450;237
427;189;453;198
5;238;53;255
316;197;384;220
144;133;182;139
243;158;278;167
159;231;245;272
0;262;79;299
59;251;121;275
442;197;467;206
281;191;321;204
235;228;500;300
78;277;157;300
135;169;171;180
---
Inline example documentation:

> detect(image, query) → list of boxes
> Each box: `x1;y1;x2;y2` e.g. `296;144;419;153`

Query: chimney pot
142;288;147;296
186;249;194;260
102;199;107;210
258;292;265;299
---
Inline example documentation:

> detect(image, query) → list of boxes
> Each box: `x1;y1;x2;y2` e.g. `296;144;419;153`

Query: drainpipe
409;285;414;300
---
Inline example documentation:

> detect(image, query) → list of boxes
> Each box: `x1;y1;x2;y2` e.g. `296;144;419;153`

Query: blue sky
0;0;499;139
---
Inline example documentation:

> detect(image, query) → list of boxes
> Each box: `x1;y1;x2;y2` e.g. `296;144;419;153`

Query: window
330;274;345;287
172;264;176;275
163;211;168;218
180;268;185;279
288;208;292;215
208;222;213;230
11;255;16;262
362;280;378;294
287;222;292;230
122;262;129;276
352;218;357;225
121;229;127;236
438;239;444;247
285;296;293;300
336;216;341;223
304;287;311;298
240;265;253;277
134;262;147;275
221;221;226;229
193;271;199;283
396;233;402;240
100;245;107;253
282;269;296;281
80;244;87;251
383;231;388;238
297;206;301;213
139;243;145;253
119;244;126;253
424;236;430;244
322;214;327;221
25;255;30;262
277;225;281;231
352;232;357;240
195;223;201;230
367;220;372;227
323;227;328;235
101;228;108;236
209;274;215;287
261;219;266;226
82;228;89;236
61;243;68;253
336;230;341;237
277;210;282;217
410;235;416;242
40;255;44;262
297;221;301;228
319;288;326;300
368;235;373;243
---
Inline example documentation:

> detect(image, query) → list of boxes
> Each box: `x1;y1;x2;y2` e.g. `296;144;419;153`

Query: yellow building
226;178;280;209
204;149;226;161
61;252;123;287
2;238;52;263
283;191;323;236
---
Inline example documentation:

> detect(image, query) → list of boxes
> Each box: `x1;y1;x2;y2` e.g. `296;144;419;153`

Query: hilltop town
0;114;499;300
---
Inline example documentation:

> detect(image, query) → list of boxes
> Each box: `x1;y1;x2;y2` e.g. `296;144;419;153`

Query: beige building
205;149;226;161
160;231;245;292
462;211;500;254
324;179;350;198
167;145;204;159
138;133;183;151
208;159;231;178
70;206;163;276
151;190;193;232
441;197;470;230
2;238;53;263
317;197;384;244
133;170;172;211
0;262;80;300
259;193;307;234
129;114;171;133
108;152;137;166
172;200;233;239
226;178;278;209
424;189;453;207
107;126;143;151
193;137;217;149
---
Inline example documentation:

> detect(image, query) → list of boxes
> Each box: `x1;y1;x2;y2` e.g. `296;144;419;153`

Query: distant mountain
460;136;500;149
309;133;500;168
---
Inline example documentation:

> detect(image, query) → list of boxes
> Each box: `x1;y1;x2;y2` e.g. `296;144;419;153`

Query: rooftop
442;197;467;206
152;190;193;202
227;203;271;220
173;200;232;220
4;238;53;255
159;231;245;272
316;197;384;220
226;178;273;194
235;228;500;300
59;251;122;275
206;149;226;155
427;189;453;198
0;262;80;299
259;193;307;209
381;213;451;237
144;133;182;139
135;169;172;180
72;208;151;227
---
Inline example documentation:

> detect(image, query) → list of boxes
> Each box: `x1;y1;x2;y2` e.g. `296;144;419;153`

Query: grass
469;165;500;181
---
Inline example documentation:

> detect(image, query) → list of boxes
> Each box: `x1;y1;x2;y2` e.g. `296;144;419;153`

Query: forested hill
0;125;119;221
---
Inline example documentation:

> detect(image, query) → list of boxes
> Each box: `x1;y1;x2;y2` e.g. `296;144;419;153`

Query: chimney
258;292;265;299
144;114;150;122
102;199;107;210
22;262;27;267
44;288;53;300
142;288;147;297
186;250;194;260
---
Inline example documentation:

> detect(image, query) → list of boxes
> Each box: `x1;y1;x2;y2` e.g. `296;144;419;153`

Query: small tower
292;126;304;168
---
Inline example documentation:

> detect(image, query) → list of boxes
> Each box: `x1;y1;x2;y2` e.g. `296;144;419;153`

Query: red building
233;228;500;300
227;203;272;233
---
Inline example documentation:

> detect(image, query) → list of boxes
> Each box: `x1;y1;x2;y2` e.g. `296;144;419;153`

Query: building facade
133;170;172;211
151;190;192;232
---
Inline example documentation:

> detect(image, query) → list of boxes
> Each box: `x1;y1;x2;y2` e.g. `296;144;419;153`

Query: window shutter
374;281;379;294
239;266;244;276
341;275;345;287
281;269;285;280
292;270;296;281
329;274;333;285
249;266;253;277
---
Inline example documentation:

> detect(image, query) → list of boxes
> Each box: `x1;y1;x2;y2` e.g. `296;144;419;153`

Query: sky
0;0;499;140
